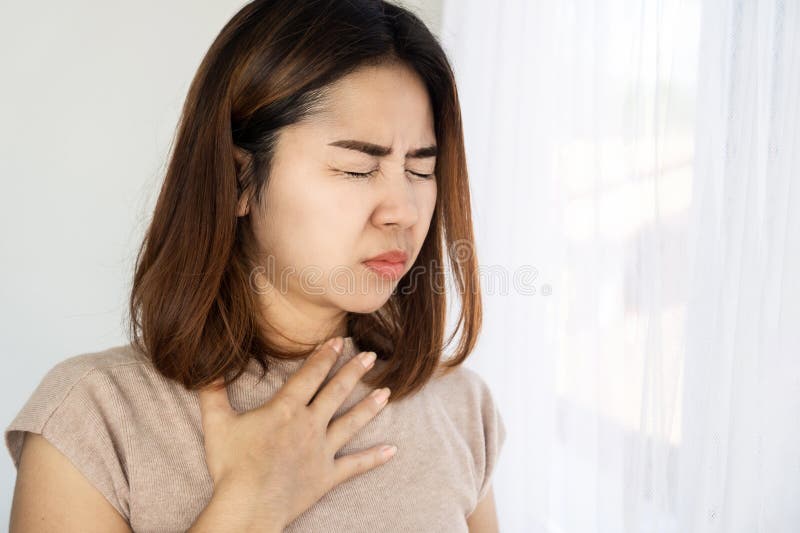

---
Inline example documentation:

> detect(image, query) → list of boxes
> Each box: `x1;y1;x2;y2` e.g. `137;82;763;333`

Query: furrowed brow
328;139;437;159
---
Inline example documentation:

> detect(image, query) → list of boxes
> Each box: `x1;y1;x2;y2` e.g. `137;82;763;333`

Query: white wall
0;0;441;526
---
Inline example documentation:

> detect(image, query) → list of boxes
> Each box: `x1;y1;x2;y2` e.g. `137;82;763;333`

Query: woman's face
244;62;437;339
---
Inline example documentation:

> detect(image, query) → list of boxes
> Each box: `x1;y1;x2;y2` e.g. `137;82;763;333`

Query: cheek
419;181;437;221
427;182;438;209
414;183;437;241
276;185;365;268
254;177;328;258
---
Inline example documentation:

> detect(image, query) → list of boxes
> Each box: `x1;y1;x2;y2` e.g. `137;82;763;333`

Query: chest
124;390;478;532
286;399;477;531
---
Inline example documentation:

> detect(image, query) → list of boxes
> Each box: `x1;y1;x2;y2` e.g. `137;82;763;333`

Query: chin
336;286;397;314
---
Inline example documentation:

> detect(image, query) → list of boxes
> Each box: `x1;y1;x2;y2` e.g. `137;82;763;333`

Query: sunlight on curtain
441;0;799;531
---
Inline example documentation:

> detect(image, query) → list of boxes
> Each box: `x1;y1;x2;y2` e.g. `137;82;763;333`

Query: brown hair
126;0;482;402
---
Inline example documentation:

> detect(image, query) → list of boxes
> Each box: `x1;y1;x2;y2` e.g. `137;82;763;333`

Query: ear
233;146;254;217
233;145;254;178
236;191;251;217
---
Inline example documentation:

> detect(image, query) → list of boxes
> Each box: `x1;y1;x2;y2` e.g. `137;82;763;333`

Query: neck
250;268;350;351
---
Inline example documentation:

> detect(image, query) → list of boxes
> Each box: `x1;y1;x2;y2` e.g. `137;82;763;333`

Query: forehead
311;63;435;133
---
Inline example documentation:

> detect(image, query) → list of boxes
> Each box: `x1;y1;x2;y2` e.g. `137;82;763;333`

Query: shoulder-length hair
127;0;482;403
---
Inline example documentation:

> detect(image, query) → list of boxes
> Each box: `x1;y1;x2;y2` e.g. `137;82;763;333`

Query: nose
370;170;420;229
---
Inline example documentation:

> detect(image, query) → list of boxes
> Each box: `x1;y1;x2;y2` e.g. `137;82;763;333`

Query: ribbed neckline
238;336;362;380
265;336;359;367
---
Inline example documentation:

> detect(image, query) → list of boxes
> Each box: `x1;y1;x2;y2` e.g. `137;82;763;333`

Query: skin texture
191;338;398;530
9;62;499;531
467;486;500;532
237;61;438;351
9;432;132;532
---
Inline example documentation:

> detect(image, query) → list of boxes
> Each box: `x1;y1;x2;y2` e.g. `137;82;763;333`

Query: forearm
187;480;286;533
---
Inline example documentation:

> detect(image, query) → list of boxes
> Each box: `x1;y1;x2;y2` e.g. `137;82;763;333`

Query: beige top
5;337;506;532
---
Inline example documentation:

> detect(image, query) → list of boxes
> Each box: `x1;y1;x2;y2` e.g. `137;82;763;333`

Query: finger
196;377;235;429
309;350;376;422
278;336;343;407
326;386;391;452
332;444;397;486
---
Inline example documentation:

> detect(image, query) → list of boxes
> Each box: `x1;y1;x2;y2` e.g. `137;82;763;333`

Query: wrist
190;478;287;532
217;477;288;529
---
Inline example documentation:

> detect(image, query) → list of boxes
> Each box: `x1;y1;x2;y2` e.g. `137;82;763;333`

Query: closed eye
343;169;434;179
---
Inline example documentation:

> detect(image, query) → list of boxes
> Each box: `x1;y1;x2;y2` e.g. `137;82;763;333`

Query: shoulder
4;343;148;521
5;343;150;453
428;363;508;505
430;363;502;414
5;343;151;465
15;343;148;399
41;342;149;382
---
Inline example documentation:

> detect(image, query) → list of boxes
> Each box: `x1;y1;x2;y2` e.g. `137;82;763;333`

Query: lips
362;249;409;280
364;250;409;263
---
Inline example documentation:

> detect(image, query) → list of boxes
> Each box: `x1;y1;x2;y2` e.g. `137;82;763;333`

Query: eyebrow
328;139;438;159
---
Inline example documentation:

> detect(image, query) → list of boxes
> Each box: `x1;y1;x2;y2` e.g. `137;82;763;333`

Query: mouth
362;259;406;280
362;249;409;281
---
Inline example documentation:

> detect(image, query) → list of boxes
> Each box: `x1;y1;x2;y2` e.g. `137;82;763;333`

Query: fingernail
359;351;377;368
371;387;390;404
329;336;343;354
380;445;397;458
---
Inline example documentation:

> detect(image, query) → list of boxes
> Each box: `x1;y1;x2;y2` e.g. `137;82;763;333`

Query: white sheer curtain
440;0;800;531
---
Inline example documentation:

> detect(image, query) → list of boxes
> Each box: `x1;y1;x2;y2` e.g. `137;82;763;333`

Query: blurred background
1;1;798;531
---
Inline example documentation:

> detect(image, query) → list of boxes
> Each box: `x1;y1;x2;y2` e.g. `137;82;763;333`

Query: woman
5;0;506;531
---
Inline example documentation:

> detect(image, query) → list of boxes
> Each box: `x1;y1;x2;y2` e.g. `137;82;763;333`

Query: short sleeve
4;359;131;521
475;377;507;503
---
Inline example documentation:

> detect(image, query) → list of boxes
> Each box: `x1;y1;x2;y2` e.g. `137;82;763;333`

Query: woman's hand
195;336;395;528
